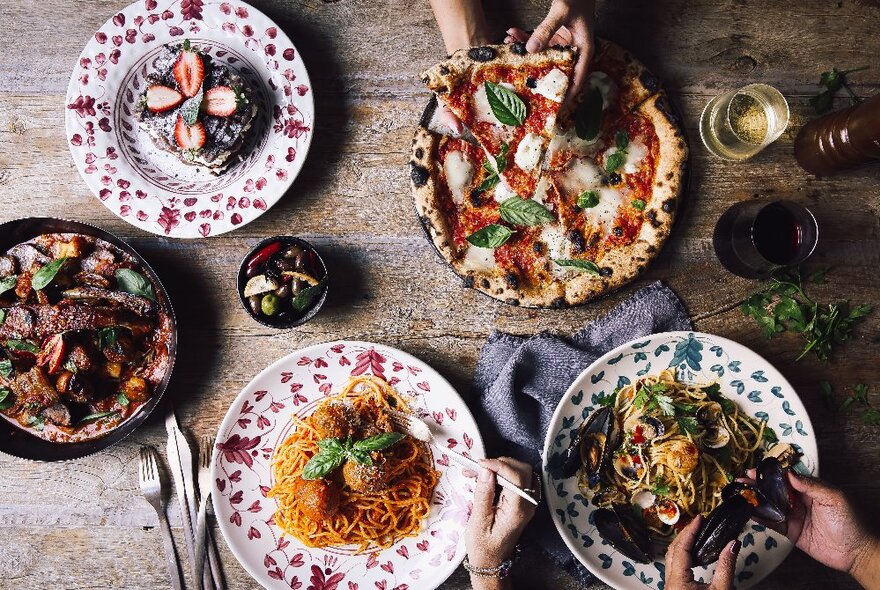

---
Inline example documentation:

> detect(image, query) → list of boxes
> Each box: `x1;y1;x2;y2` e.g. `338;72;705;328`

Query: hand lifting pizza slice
420;43;576;199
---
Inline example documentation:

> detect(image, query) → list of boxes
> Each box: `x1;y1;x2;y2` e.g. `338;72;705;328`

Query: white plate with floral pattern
211;341;483;590
65;0;313;238
542;331;818;590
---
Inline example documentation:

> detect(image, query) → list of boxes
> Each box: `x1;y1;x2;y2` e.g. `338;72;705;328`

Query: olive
275;257;296;271
261;293;281;316
247;294;262;315
245;264;261;279
274;283;291;299
290;279;307;296
293;252;309;271
282;245;304;259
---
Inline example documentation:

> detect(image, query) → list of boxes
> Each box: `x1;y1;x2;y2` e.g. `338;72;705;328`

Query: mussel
595;504;654;564
756;456;792;521
692;490;756;567
722;481;785;524
548;406;621;481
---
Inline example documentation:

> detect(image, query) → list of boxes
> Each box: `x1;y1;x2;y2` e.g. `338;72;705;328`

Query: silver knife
165;406;214;589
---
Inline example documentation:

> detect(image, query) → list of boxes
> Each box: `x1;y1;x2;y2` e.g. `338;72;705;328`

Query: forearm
851;536;880;590
429;0;490;53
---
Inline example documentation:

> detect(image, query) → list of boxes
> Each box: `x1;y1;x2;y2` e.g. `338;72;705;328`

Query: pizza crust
411;41;688;308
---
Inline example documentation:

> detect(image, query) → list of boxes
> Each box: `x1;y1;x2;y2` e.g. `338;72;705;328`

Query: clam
696;401;723;425
632;489;656;509
702;425;731;449
595;504;654;564
656;498;681;526
548;406;620;482
613;451;645;481
765;442;799;468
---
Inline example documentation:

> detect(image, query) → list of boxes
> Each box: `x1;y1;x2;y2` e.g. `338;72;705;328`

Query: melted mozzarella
604;139;648;175
474;82;516;125
532;176;550;205
493;179;516;203
585;188;624;234
540;225;569;260
547;123;604;157
443;151;473;203
461;245;497;270
589;71;617;111
514;132;544;171
560;158;603;194
533;68;568;103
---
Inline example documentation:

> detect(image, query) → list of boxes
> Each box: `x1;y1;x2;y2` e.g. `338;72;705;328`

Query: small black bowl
237;236;328;329
0;217;177;462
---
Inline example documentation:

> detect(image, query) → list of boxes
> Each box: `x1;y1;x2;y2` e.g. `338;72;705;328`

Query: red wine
752;203;803;264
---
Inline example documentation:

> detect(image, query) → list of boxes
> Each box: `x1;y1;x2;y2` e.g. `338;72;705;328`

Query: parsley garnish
810;66;869;114
651;479;670;496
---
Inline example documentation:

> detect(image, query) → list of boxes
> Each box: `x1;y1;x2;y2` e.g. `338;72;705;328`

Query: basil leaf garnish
484;82;526;126
0;388;12;411
554;259;601;274
0;276;17;296
631;199;647;211
499;196;554;226
616;130;630;151
291;276;328;313
302;446;346;480
31;258;67;291
115;269;156;301
578;190;600;209
466;224;514;249
6;340;39;354
349;449;373;466
98;327;122;349
353;432;405;452
0;359;11;378
494;143;509;173
575;87;603;140
316;437;344;453
605;151;626;174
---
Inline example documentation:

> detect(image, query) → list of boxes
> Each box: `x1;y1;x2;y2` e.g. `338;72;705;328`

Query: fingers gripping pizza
411;40;688;308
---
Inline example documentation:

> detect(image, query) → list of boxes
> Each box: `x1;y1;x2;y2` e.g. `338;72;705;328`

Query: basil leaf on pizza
578;190;600;209
606;150;626;174
554;259;601;274
575;87;603;140
631;198;647;211
616;130;630;150
485;82;526;126
467;224;515;248
499;196;554;226
494;143;509;173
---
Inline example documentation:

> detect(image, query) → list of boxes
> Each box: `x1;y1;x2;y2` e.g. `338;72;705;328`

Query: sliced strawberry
146;85;184;113
174;115;206;150
202;86;240;117
173;49;204;97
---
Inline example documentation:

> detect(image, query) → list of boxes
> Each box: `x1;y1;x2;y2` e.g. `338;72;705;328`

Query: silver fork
139;446;185;590
389;411;539;505
195;435;224;590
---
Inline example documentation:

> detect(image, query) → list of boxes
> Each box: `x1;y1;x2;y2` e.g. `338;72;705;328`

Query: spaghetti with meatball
268;375;440;551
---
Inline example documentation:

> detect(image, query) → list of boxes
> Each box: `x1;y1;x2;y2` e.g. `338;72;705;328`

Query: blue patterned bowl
541;331;818;590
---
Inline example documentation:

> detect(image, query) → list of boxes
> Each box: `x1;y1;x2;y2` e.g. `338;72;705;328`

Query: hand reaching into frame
665;515;741;590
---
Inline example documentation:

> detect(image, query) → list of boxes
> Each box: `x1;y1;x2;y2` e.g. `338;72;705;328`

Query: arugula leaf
353;432;405;452
0;275;17;296
115;269;156;301
605;151;626;174
467;224;514;249
291;276;328;313
499;196;554;226
0;359;11;378
631;199;646;211
484;82;526;126
575;86;603;140
578;190;600;209
0;388;11;411
554;259;600;274
32;258;67;291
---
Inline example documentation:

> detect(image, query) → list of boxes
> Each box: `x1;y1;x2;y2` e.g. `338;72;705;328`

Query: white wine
699;84;790;161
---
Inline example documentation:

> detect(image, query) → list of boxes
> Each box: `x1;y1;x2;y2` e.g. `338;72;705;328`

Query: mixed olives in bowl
237;236;328;328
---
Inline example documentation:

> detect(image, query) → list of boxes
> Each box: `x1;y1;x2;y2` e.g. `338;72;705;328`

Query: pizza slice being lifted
420;43;576;199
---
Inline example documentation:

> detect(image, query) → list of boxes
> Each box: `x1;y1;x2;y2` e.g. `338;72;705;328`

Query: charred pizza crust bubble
468;47;498;62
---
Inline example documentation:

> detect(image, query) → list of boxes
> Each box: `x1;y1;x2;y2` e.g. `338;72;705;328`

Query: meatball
342;454;390;495
312;401;358;440
291;477;341;521
356;401;394;438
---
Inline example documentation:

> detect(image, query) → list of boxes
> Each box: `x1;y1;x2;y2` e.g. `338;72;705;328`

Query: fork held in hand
139;446;185;590
389;411;539;506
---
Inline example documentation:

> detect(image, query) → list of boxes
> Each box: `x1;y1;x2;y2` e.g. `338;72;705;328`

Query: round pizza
410;39;688;308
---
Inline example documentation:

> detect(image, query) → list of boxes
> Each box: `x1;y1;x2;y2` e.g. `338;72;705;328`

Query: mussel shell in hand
756;456;792;521
594;504;654;564
721;481;784;523
692;492;756;567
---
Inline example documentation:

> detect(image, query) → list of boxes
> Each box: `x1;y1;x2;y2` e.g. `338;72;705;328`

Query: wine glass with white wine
699;83;790;160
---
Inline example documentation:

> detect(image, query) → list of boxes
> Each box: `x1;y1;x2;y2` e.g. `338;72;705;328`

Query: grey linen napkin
473;281;692;587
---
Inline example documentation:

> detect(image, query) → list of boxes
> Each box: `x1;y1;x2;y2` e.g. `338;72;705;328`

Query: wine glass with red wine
713;200;818;278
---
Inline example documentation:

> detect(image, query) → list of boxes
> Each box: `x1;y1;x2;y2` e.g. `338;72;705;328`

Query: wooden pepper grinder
794;93;880;176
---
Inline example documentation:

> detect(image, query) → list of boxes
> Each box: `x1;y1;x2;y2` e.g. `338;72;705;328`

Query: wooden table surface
1;0;879;588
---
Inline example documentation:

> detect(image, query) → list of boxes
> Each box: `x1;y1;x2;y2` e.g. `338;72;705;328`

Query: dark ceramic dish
237;236;328;329
0;218;177;461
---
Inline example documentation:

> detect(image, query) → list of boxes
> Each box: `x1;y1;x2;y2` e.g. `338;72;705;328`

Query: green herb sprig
810;66;869;114
605;131;629;174
478;143;509;192
115;269;156;301
485;82;526;126
32;258;67;291
302;432;405;480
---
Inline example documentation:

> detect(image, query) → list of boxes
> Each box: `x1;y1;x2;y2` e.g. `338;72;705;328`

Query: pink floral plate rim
211;341;485;590
64;0;314;238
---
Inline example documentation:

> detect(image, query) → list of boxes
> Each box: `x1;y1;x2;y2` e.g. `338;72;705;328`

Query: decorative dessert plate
65;0;314;238
542;332;818;590
212;341;484;590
